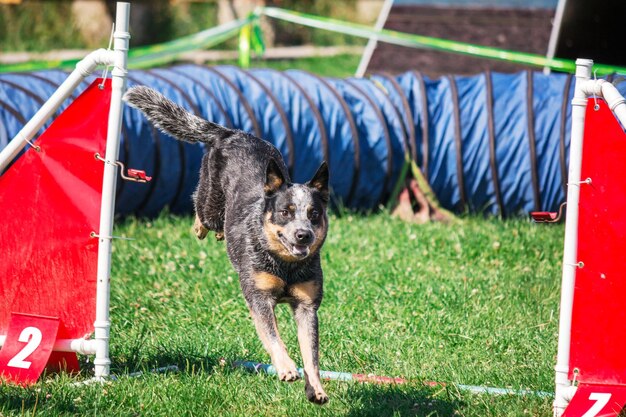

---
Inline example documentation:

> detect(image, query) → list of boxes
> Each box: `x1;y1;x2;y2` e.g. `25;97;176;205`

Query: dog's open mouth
291;244;309;257
277;232;310;259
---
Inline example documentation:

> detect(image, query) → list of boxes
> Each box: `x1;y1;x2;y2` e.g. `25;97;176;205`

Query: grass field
0;53;560;417
0;212;564;416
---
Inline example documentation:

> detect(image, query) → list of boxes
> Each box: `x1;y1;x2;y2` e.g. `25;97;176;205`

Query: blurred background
0;0;368;75
7;0;366;50
1;0;626;77
2;0;626;218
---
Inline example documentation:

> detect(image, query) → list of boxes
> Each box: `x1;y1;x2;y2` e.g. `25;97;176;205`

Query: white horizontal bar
0;335;97;355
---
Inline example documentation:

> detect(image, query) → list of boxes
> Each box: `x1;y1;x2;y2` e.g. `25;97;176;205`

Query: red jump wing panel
0;79;111;345
569;98;626;385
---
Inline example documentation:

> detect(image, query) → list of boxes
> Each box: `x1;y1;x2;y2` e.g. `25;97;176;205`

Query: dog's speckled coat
124;86;330;404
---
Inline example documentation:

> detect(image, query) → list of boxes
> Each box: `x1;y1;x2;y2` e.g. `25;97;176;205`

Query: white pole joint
75;48;114;78
577;78;626;128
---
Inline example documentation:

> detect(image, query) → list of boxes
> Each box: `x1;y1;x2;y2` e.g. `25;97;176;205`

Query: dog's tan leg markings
253;272;286;292
248;272;298;381
290;281;320;305
193;214;209;240
293;303;328;404
215;231;224;241
248;300;300;382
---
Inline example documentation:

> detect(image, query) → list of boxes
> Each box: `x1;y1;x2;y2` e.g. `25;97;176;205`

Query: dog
123;86;330;404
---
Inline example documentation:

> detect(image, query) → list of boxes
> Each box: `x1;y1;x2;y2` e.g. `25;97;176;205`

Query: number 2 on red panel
6;327;43;370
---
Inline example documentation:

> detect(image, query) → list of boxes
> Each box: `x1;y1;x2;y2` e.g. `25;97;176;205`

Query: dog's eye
280;210;290;217
310;210;319;220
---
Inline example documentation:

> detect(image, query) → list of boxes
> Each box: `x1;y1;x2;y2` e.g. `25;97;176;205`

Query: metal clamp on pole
94;153;152;183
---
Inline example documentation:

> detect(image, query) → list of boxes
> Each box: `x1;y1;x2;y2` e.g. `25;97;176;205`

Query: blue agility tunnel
1;66;623;217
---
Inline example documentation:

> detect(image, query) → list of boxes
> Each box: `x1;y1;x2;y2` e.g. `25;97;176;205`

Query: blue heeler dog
124;86;330;404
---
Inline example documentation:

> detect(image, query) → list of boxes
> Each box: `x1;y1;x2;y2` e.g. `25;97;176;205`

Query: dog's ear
264;159;286;195
307;161;329;202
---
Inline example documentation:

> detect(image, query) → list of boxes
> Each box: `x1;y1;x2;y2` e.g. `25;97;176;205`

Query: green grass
0;213;564;416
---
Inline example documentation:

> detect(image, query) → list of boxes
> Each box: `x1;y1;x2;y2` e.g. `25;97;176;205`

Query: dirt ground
367;5;555;77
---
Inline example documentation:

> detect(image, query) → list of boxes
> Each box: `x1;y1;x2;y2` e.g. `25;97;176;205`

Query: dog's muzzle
278;229;313;259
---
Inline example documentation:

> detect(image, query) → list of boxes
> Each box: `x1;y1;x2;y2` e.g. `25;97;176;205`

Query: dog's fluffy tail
123;86;231;144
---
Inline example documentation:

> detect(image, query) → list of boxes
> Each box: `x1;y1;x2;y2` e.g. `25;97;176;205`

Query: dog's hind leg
291;301;329;404
193;214;209;240
193;155;225;240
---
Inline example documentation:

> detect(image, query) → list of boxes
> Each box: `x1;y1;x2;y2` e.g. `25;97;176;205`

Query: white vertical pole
553;58;592;417
93;1;130;380
543;0;568;75
355;0;394;78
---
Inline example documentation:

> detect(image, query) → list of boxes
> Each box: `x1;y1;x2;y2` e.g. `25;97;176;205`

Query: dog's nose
295;229;313;244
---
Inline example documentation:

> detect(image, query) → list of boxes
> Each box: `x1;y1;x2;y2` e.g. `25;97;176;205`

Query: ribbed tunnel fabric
1;67;619;217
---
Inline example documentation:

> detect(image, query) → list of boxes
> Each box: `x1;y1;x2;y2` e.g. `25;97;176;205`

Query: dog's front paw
215;231;224;241
277;367;300;382
275;359;300;382
305;384;329;405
